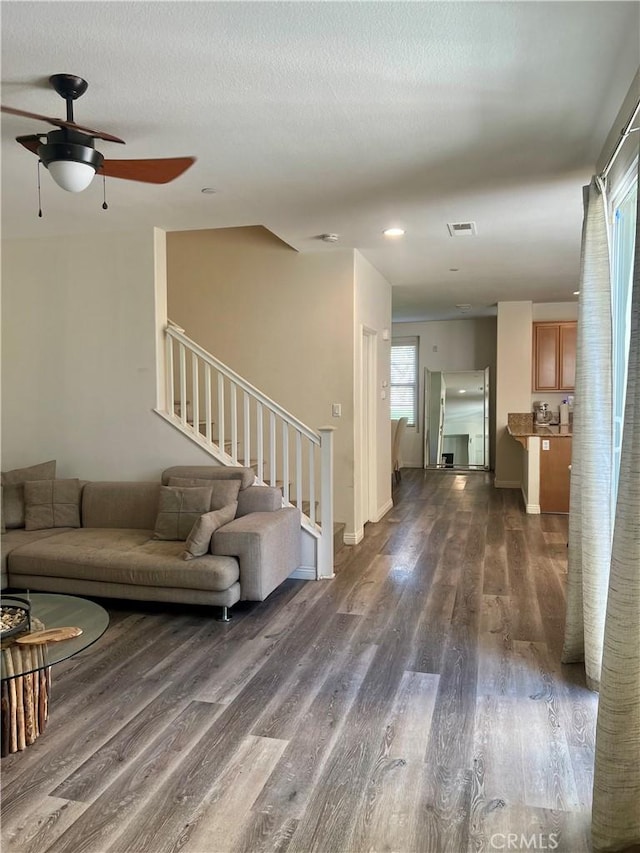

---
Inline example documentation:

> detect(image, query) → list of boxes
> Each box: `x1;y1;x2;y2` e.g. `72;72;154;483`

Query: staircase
155;323;335;579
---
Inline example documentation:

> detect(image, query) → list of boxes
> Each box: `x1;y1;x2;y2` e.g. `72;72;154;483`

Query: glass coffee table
1;593;109;756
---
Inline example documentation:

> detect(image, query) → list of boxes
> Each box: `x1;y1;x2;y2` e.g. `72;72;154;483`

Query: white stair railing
159;324;334;578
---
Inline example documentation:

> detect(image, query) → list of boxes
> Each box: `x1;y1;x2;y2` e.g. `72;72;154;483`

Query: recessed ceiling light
459;389;466;394
455;303;472;312
320;233;340;242
449;268;460;272
201;187;217;194
573;290;580;295
383;228;405;237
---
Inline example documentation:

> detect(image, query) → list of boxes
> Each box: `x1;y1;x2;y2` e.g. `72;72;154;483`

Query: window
391;337;418;427
609;157;638;507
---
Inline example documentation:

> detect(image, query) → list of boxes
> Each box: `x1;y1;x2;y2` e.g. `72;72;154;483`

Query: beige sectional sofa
1;464;301;620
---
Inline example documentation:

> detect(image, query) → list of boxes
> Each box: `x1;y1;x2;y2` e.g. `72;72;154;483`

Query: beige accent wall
495;301;533;487
1;228;215;479
391;317;497;469
166;226;358;535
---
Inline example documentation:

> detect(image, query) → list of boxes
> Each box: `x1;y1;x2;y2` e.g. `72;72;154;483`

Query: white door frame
361;326;377;525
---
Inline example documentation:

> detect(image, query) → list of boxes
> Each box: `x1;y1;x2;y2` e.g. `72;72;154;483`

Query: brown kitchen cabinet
533;321;577;391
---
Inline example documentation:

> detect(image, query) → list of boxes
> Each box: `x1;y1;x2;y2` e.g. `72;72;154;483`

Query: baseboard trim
344;529;364;546
289;566;317;581
525;504;541;514
494;480;521;489
372;499;394;522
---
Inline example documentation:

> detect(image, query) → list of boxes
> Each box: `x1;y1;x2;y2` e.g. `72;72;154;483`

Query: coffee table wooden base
1;644;51;756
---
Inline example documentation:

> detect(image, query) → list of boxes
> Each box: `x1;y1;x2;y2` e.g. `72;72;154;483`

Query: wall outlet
542;439;550;450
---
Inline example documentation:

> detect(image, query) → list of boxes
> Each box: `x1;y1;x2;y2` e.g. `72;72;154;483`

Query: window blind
391;337;418;427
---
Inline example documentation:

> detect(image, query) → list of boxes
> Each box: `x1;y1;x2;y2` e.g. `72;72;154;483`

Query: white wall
353;251;393;541
391;317;497;468
1;228;215;479
532;302;579;322
495;301;533;487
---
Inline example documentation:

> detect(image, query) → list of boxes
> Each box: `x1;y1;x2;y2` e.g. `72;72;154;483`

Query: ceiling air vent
447;221;477;237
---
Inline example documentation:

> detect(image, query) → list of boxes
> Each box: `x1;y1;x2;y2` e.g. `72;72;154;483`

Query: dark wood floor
1;469;598;853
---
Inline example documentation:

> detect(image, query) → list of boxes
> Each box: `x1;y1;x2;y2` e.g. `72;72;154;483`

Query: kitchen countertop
507;423;573;438
506;412;572;448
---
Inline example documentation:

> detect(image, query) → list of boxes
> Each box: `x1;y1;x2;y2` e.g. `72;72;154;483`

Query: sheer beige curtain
592;177;640;853
562;177;613;690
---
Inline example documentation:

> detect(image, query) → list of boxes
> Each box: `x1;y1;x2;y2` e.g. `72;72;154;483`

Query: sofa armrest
211;507;301;601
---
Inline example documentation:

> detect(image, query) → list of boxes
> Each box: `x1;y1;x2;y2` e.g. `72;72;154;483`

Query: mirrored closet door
424;368;490;469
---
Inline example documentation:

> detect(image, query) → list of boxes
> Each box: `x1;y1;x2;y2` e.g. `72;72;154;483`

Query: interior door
484;366;490;469
424;368;431;468
436;374;446;465
424;368;443;466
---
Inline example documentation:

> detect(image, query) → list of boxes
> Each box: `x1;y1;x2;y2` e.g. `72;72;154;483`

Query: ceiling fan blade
99;157;196;184
16;134;44;155
1;105;125;144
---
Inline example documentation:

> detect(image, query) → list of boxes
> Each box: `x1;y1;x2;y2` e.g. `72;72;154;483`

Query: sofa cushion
81;482;161;529
1;527;75;589
183;501;238;560
8;528;240;592
24;479;81;531
162;466;255;491
236;486;283;517
1;460;56;529
167;477;241;510
153;486;213;541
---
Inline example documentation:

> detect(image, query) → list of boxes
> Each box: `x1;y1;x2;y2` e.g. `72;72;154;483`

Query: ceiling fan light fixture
38;134;104;193
47;159;96;192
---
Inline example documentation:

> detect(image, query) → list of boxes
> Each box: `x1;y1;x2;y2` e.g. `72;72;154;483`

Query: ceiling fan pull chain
102;174;108;211
37;160;43;218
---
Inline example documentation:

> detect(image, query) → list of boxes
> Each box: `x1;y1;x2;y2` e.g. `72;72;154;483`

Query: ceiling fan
1;74;196;193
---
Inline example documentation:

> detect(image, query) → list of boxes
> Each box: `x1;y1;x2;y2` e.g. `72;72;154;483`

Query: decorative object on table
0;595;32;639
15;626;82;645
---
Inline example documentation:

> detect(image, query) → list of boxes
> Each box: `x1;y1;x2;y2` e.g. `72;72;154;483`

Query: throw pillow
153;485;213;541
183;501;238;560
167;476;241;510
1;460;56;529
24;479;81;530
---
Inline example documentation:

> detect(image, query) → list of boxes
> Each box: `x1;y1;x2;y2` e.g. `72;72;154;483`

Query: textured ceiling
2;1;638;320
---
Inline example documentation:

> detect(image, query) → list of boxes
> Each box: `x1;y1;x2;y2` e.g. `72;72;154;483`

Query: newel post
317;426;336;579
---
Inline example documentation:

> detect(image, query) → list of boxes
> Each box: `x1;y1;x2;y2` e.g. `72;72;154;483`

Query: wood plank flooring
1;470;598;853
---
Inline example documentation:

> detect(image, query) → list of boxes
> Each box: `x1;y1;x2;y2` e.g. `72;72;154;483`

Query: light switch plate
332;403;342;418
